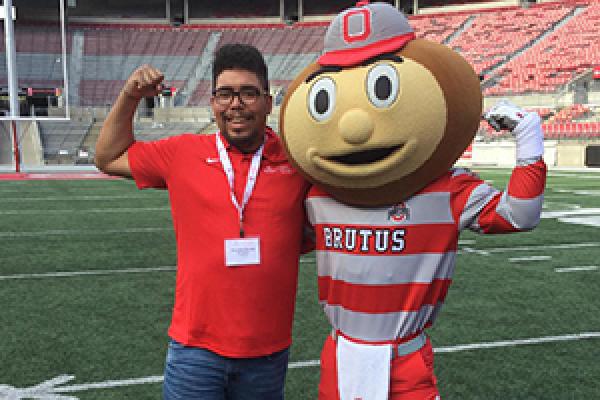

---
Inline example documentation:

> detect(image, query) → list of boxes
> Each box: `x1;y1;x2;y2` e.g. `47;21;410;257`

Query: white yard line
0;207;170;215
459;247;490;256
547;173;600;179
3;332;598;398
0;267;176;280
0;195;162;202
509;255;552;262
433;332;600;353
458;242;600;254
552;189;600;195
0;227;172;238
289;360;321;369
0;188;130;194
55;375;165;393
542;208;600;218
2;242;599;278
555;266;599;273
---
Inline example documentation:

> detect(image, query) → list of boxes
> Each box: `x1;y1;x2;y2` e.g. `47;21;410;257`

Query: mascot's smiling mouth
328;145;402;165
309;141;417;178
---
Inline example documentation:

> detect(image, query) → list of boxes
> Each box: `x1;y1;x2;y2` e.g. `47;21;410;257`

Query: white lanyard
215;133;264;237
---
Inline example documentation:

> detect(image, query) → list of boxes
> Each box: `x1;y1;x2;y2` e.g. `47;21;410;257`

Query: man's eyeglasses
212;86;266;106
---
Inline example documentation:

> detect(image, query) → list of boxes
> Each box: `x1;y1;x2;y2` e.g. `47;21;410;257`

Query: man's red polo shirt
128;128;310;357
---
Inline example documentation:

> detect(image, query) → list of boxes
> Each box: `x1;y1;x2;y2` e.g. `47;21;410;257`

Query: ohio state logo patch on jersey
388;202;410;223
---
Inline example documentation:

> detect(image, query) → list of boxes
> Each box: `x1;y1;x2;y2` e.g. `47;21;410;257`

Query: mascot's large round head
280;1;482;206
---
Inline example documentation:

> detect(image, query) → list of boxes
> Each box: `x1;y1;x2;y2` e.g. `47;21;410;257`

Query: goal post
0;0;69;172
0;0;69;121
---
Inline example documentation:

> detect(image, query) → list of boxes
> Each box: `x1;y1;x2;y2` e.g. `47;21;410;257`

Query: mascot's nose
338;109;374;145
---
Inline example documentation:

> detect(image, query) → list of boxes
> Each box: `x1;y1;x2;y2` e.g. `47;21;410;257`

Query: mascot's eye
366;63;399;108
308;77;336;121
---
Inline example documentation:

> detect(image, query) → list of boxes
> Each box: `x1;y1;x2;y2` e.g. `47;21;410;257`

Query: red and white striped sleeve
452;160;547;234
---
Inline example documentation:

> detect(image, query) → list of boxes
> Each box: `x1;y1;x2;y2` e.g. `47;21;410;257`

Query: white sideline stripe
0;227;172;238
0;207;170;215
509;255;552;262
555;266;599;273
0;267;176;280
23;332;600;395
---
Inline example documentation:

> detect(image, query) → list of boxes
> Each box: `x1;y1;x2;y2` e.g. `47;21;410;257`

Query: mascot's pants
318;335;440;400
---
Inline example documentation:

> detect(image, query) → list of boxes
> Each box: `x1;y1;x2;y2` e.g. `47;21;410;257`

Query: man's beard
221;128;261;151
219;111;263;153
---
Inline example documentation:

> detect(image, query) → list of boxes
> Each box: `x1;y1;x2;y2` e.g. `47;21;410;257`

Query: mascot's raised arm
280;1;547;400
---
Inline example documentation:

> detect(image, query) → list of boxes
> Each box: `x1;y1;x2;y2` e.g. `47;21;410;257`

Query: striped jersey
306;160;547;343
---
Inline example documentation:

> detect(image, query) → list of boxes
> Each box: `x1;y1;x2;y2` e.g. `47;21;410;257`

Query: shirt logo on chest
388;202;410;223
263;165;294;175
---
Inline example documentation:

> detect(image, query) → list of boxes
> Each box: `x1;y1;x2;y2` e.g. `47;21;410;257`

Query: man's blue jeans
163;338;290;400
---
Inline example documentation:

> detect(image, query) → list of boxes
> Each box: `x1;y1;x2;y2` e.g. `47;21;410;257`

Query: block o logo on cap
343;8;371;43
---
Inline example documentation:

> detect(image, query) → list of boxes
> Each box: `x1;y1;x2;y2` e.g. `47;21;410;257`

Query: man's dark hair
212;44;269;91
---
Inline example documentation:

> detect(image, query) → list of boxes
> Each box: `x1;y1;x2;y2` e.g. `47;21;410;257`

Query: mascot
280;2;547;399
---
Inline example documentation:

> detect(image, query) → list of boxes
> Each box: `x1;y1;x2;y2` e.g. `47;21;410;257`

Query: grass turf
0;168;599;399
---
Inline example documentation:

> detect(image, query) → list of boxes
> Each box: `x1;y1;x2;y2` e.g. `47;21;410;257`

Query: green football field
1;167;599;399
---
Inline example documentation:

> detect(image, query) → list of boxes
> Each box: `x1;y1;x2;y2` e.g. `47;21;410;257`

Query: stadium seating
486;2;600;94
38;118;93;160
133;121;211;141
549;103;591;123
411;13;468;43
5;2;594;104
449;3;574;76
6;0;600;156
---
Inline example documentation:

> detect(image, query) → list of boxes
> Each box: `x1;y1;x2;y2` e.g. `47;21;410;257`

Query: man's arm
94;65;164;177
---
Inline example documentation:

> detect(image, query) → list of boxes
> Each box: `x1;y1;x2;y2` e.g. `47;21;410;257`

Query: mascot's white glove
483;99;544;163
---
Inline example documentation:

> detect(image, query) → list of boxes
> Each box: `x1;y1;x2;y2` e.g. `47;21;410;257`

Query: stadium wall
0;123;43;168
0;123;13;165
588;92;600;105
465;140;600;168
467;140;557;167
19;122;44;166
417;0;519;14
484;93;575;110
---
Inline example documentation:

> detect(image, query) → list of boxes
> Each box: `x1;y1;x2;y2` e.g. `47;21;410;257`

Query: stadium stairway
175;32;222;107
442;14;476;45
69;31;85;107
80;121;103;159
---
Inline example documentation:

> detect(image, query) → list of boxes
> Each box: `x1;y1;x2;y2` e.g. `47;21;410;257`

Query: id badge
225;237;261;267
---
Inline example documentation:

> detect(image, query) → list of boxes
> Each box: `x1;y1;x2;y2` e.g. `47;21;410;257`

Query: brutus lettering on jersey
319;225;406;254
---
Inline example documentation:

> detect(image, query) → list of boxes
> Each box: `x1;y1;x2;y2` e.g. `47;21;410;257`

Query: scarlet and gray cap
318;1;415;67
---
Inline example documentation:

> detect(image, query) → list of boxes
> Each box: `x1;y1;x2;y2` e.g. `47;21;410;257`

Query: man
95;44;310;400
